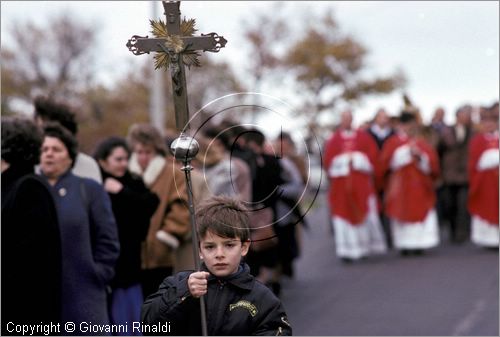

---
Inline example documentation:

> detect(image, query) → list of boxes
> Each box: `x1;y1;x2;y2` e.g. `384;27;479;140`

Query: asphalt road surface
280;192;499;336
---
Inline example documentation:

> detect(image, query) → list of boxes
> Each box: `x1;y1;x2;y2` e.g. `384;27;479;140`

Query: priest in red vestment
324;109;387;262
380;112;440;255
468;104;499;247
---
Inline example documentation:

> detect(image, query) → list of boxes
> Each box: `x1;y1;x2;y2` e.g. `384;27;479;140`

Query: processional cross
126;0;227;130
126;3;227;335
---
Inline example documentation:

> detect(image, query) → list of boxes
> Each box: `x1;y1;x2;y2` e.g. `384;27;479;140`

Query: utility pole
149;1;166;134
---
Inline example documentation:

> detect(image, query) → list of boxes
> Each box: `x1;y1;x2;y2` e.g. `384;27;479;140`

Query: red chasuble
323;129;379;225
468;132;499;225
380;134;439;223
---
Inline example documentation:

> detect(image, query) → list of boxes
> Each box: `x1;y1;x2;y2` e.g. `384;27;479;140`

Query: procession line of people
323;104;499;262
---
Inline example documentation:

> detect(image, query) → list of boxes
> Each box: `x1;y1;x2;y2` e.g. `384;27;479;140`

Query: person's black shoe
413;249;424;255
341;257;353;264
450;236;466;244
400;249;410;256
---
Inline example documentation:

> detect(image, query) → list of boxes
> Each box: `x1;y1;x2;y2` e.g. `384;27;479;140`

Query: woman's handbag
248;206;278;252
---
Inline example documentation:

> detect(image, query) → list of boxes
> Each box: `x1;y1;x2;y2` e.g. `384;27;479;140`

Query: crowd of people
1;96;306;335
324;102;499;263
1;94;498;335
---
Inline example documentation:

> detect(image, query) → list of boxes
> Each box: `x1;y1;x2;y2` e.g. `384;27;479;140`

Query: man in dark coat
368;108;396;249
437;105;474;243
1;117;62;334
242;129;284;295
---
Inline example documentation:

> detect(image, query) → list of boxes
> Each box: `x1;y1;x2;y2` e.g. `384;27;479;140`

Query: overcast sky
2;1;499;129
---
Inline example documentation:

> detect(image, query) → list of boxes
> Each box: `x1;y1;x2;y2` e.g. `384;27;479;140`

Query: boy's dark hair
202;126;232;151
242;128;265;147
93;136;130;161
34;96;78;135
1;116;43;168
226;124;248;141
43;122;79;167
196;196;250;242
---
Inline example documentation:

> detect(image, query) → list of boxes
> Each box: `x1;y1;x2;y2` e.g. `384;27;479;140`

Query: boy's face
199;230;250;278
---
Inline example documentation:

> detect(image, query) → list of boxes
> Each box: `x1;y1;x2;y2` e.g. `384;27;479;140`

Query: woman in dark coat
38;123;119;335
1;117;62;334
94;137;159;335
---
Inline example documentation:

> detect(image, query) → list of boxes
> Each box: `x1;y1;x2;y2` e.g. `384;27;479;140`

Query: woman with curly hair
1;116;62;332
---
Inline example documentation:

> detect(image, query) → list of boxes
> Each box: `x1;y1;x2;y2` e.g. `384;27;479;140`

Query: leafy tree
242;3;289;91
240;3;292;123
283;10;405;133
0;49;22;116
241;6;405;144
77;60;151;154
186;55;246;129
77;56;245;153
1;13;97;109
1;11;244;153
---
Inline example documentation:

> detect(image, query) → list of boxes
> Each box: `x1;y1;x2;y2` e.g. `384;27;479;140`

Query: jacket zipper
209;280;226;335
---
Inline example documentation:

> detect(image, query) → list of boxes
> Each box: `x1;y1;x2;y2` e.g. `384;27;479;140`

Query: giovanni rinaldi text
5;321;171;335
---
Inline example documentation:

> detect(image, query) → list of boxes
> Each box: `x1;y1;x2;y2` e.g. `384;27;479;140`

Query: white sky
1;1;499;132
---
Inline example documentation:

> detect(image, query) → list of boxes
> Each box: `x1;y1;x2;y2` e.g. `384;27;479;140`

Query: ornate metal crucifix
126;1;227;131
126;3;227;336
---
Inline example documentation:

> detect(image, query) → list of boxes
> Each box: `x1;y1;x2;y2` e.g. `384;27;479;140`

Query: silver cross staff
126;2;228;335
170;134;206;335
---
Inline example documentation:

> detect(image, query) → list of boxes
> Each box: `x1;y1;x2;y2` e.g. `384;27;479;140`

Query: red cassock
468;132;499;225
380;134;440;223
323;129;379;225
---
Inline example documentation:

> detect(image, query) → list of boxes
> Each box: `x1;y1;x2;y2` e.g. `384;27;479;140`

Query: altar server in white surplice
468;105;499;247
324;110;387;262
380;112;440;256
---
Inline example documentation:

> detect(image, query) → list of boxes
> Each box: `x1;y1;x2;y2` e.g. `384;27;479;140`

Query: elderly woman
127;123;190;298
38;122;119;333
94;136;159;334
1;116;61;331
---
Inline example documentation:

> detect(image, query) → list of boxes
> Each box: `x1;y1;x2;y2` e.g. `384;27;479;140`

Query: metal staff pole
170;133;208;336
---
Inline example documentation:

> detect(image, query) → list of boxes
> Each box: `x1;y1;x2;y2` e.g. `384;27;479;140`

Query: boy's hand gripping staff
170;133;208;336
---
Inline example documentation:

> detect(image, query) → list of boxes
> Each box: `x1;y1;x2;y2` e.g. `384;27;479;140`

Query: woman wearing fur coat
127;124;191;298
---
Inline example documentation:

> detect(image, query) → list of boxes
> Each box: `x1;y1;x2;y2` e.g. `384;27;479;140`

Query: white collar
129;153;166;187
371;124;391;138
340;129;356;138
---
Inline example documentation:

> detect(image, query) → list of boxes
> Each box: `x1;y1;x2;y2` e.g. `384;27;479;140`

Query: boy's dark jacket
141;263;292;336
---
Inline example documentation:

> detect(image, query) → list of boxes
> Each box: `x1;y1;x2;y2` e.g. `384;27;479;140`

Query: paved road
280;191;499;336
